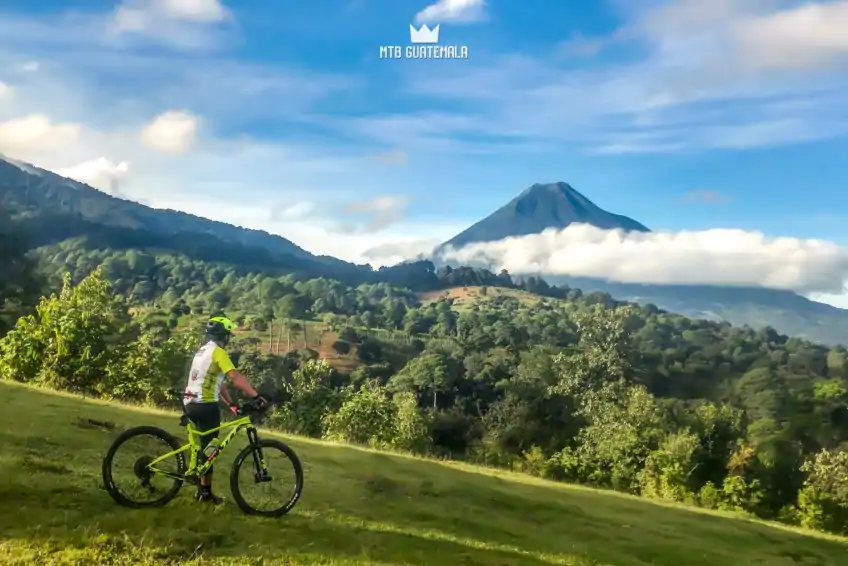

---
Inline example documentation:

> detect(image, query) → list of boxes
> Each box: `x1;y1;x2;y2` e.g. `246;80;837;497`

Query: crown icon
410;24;440;44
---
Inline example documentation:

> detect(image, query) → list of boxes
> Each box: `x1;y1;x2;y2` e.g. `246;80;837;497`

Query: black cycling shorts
185;402;221;453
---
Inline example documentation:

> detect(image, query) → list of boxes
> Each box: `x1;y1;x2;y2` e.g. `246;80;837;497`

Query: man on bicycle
184;315;267;504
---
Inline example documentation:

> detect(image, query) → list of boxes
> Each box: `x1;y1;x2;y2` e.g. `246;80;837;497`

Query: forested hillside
0;156;344;267
2;222;848;536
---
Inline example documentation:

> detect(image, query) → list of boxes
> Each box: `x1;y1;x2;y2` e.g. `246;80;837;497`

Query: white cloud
439;223;848;295
155;0;229;22
21;61;39;72
105;0;232;50
54;157;130;194
808;292;848;309
372;148;408;165
140;110;199;154
340;194;413;233
346;194;411;214
732;1;848;70
414;0;486;24
270;201;316;222
362;239;442;266
0;114;81;155
0;81;13;102
112;0;229;32
636;0;848;74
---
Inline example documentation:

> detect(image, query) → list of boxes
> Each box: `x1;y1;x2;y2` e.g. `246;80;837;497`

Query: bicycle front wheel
102;425;186;508
230;439;303;517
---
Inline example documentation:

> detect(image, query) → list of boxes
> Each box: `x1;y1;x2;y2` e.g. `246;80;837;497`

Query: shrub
796;450;848;535
392;391;431;453
322;384;397;448
639;432;699;503
698;482;721;509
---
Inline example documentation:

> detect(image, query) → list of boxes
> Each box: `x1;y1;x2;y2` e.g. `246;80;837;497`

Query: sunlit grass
1;380;846;565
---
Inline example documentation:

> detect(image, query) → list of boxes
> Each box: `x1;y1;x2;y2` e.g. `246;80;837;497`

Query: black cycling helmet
205;315;236;345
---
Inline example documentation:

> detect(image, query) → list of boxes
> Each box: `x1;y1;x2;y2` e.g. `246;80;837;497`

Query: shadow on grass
298;451;848;565
0;480;576;566
3;459;846;566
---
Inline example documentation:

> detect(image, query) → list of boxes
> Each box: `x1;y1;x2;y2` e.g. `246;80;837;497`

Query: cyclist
184;315;267;504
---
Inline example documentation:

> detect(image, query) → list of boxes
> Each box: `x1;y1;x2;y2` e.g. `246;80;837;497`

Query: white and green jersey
184;340;236;404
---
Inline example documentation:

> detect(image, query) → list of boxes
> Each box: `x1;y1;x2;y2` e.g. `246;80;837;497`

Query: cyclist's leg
185;402;221;499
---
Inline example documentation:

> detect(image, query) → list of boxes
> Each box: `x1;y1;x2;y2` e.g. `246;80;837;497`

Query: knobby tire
229;438;304;517
102;425;186;508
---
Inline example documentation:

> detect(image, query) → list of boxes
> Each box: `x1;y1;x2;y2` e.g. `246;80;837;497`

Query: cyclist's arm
225;369;259;398
213;346;259;398
219;382;233;405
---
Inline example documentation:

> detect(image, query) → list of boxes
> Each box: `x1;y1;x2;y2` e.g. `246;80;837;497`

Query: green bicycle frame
147;415;261;481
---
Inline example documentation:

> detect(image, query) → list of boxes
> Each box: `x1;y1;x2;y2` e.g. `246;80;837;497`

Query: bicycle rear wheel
230;439;303;517
102;425;186;508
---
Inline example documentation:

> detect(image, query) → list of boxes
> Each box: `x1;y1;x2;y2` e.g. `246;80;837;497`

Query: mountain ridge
441;181;649;250
0;156;351;269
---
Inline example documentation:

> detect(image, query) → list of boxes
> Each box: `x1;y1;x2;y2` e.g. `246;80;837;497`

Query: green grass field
2;381;846;565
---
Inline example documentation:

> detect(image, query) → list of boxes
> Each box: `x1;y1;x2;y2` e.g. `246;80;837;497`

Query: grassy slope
417;286;554;312
2;382;846;566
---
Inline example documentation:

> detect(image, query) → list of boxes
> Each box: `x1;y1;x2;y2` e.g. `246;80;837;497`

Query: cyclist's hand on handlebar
229;403;239;416
252;395;268;410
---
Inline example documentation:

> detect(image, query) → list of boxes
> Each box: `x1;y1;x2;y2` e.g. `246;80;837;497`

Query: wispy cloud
680;190;730;205
371;148;408;165
0;0;235;53
269;201;317;222
108;0;235;50
112;0;230;30
638;0;848;73
0;81;13;102
414;0;487;24
338;194;413;234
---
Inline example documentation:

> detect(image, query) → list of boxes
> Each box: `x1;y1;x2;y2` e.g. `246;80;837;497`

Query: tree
322;383;398;447
269;359;340;437
0;268;133;396
389;353;451;409
332;339;351;356
0;206;42;335
797;449;848;534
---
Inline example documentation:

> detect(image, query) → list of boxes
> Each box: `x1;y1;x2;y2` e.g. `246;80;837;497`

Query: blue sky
1;0;848;302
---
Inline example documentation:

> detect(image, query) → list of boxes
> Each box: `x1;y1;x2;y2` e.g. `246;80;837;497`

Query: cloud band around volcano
437;223;848;296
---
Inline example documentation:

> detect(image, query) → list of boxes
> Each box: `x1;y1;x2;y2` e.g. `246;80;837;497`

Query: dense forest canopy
1;211;848;536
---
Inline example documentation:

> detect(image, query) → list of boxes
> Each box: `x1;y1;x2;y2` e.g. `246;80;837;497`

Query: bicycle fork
246;427;272;483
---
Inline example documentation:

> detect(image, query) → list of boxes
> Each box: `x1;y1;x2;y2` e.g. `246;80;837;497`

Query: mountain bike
101;390;303;517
